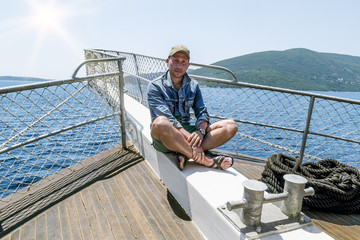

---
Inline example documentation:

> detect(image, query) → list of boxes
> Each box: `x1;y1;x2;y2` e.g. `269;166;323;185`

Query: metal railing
86;49;360;169
0;58;126;202
0;48;359;203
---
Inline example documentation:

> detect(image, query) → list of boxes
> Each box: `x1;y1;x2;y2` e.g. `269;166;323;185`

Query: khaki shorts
151;124;197;153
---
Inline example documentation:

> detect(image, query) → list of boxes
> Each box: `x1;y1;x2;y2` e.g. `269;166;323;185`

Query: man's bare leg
151;116;238;170
202;119;238;151
151;116;193;169
198;119;238;169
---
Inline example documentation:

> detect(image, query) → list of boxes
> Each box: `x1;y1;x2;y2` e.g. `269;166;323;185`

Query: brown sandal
208;155;234;170
175;153;188;171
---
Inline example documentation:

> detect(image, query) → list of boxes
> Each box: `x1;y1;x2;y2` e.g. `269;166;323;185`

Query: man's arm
147;81;182;128
178;127;191;140
193;83;210;128
197;121;209;133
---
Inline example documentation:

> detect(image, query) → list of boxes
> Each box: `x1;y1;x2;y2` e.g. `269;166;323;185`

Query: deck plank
123;163;182;240
107;171;157;239
85;186;114;240
19;219;35;240
122;172;168;240
93;182;126;239
73;194;94;240
46;206;62;240
81;188;107;240
65;197;82;240
9;229;19;240
100;180;135;239
136;161;205;240
127;166;174;239
59;201;72;240
35;213;46;239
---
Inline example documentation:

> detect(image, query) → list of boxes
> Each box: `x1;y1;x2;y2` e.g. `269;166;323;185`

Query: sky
1;0;360;80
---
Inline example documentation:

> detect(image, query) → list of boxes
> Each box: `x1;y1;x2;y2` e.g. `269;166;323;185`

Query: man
147;45;238;170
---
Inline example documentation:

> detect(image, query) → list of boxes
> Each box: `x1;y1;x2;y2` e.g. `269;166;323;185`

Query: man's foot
207;155;234;170
176;153;188;171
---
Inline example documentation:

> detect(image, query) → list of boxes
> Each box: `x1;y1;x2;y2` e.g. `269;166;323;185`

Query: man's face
166;52;190;81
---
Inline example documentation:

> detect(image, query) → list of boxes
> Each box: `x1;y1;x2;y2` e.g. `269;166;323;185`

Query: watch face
199;128;205;135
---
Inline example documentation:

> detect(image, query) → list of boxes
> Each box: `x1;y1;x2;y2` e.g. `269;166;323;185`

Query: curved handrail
189;62;237;82
72;57;126;79
86;48;238;82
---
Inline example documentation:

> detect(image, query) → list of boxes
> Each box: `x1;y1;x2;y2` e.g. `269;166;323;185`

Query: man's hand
192;146;205;163
187;131;204;148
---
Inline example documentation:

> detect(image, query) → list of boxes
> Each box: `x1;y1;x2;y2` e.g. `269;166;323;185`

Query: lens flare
28;0;68;35
23;0;89;75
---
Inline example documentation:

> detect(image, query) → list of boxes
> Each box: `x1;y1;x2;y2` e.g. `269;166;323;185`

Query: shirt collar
164;70;191;89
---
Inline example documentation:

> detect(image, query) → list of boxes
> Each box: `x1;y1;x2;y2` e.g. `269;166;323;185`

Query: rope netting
0;77;123;201
200;86;360;166
86;49;360;169
85;49;168;106
1;48;359;202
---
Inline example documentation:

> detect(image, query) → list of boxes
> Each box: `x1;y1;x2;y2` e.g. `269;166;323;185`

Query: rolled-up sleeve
147;81;182;128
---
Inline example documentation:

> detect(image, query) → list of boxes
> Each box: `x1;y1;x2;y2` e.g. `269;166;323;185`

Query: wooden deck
1;147;359;240
0;147;205;240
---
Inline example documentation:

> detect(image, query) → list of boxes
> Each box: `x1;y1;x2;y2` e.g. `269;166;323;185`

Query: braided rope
261;153;360;214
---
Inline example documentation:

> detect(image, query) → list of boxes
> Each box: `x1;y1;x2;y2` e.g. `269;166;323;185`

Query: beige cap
168;45;190;59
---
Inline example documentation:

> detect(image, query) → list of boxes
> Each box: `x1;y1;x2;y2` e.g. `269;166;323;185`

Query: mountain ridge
192;48;360;91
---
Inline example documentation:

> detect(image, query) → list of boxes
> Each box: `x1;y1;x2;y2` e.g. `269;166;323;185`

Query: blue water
0;79;359;197
200;87;360;168
0;79;122;197
0;80;41;89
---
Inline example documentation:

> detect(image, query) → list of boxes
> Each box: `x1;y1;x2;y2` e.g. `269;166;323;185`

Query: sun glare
20;0;87;75
27;0;68;36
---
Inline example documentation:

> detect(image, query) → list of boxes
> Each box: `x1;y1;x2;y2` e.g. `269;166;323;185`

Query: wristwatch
198;128;206;136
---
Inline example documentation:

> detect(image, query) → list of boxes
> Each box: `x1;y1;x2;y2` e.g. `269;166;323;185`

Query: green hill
192;48;360;91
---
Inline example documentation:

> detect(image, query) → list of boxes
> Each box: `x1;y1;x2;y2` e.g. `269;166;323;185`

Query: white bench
124;94;333;240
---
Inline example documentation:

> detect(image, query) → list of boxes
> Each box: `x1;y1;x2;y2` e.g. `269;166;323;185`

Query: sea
0;79;123;197
0;79;41;89
1;78;360;99
0;79;359;197
200;87;360;166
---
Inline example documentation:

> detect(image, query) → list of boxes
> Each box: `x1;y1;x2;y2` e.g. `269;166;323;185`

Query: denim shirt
147;71;209;128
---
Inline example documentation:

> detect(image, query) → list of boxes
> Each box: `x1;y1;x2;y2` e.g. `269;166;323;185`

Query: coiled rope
261;153;360;214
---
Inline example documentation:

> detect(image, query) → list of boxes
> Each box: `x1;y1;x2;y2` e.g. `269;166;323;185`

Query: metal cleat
222;174;314;238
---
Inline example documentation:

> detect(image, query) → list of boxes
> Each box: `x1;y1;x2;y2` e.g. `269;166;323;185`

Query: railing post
299;96;315;163
117;59;128;149
133;55;144;104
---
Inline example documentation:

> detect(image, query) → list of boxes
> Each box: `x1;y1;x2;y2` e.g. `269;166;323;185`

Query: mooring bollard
280;174;315;218
226;179;268;228
225;174;315;230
